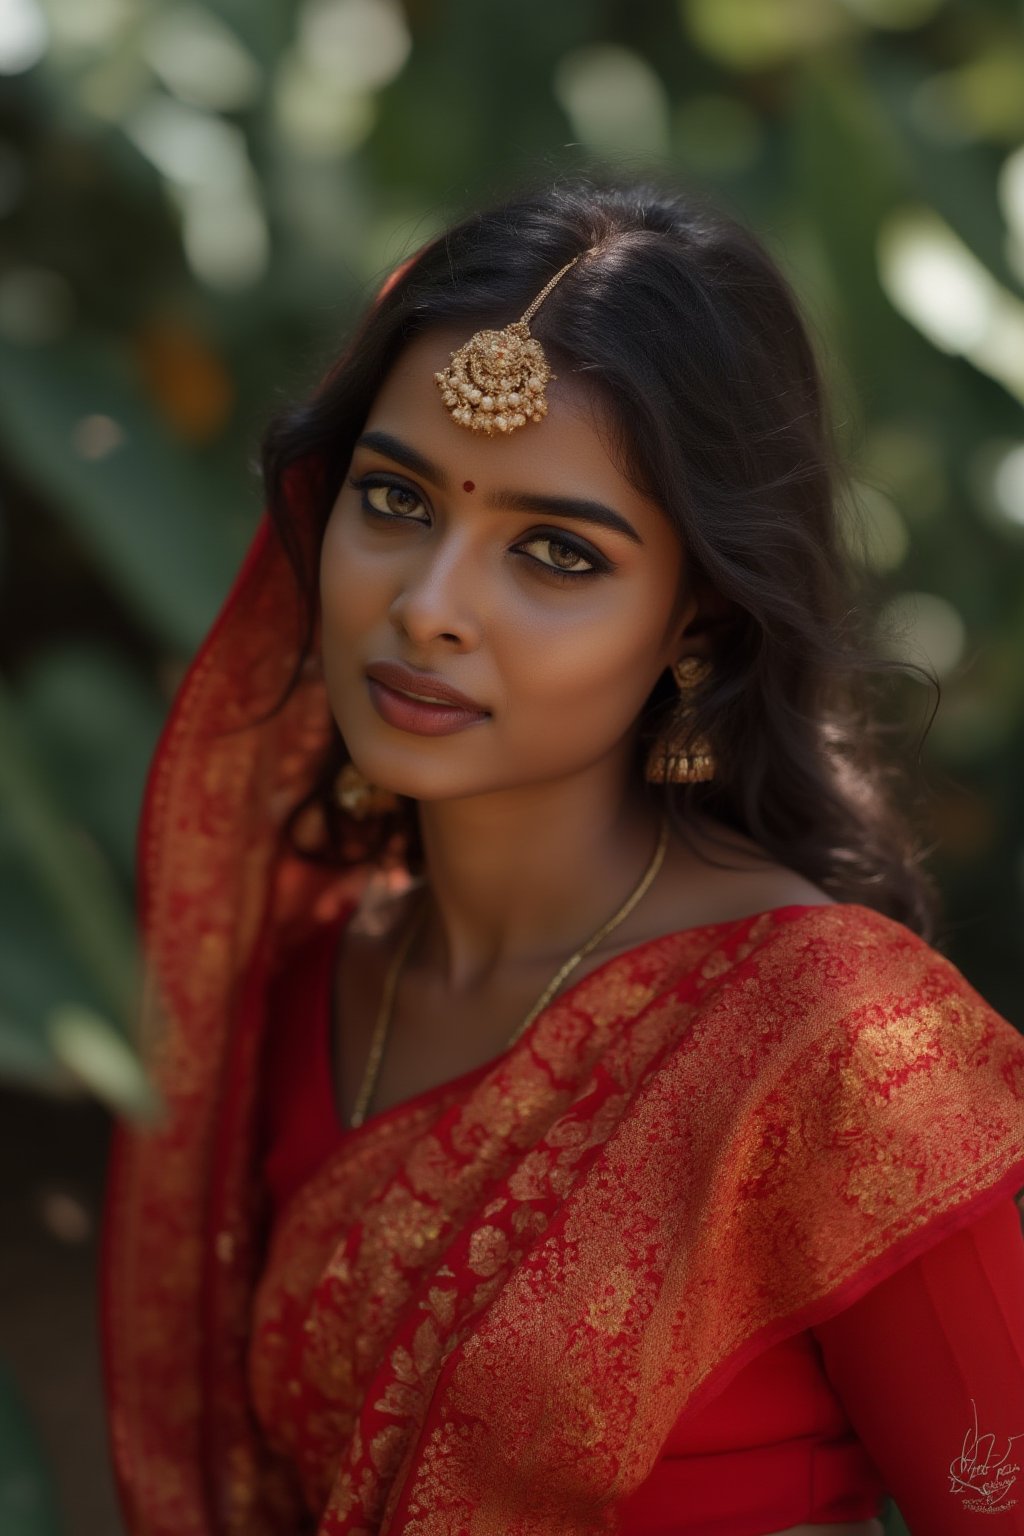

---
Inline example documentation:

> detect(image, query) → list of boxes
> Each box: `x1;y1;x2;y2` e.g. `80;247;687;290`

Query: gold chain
519;254;580;324
348;810;670;1129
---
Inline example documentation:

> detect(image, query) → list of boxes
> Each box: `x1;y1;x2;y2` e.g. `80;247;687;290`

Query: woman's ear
669;573;734;659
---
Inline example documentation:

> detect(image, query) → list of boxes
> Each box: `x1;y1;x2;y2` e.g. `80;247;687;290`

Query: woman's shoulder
636;825;841;960
659;818;926;954
651;831;972;1018
721;893;1023;1087
723;891;943;987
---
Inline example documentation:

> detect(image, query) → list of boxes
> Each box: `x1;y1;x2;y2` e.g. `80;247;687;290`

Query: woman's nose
388;532;485;644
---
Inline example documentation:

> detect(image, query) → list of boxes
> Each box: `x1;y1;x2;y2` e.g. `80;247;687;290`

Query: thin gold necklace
348;810;671;1129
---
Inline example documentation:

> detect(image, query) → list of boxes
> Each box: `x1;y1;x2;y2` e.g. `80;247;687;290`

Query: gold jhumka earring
334;762;400;820
643;657;717;785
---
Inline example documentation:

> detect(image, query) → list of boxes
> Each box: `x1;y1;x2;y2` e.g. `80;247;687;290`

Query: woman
100;175;1024;1536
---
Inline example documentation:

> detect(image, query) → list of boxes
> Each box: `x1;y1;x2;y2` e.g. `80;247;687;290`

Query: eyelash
347;475;609;585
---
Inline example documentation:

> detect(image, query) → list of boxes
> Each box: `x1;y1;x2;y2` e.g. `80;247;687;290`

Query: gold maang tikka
434;254;581;435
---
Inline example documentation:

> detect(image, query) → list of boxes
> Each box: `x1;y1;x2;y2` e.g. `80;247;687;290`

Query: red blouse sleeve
811;1195;1024;1534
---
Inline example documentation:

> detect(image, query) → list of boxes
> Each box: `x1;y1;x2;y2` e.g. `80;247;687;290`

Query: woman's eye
359;480;427;520
516;534;599;579
348;476;605;585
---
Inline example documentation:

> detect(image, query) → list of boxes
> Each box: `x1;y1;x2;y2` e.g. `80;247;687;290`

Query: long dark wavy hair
257;170;941;940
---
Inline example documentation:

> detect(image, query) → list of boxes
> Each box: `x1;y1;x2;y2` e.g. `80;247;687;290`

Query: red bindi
462;480;475;492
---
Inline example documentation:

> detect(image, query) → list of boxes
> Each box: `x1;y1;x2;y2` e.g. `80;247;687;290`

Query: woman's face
319;327;699;806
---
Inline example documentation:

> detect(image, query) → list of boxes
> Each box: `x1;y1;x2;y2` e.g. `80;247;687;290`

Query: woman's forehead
360;328;659;521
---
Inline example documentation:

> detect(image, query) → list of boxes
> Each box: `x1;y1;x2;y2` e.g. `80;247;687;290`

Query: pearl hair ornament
433;255;582;436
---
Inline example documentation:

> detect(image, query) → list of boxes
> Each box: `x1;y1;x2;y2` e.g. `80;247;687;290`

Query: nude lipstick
366;677;491;736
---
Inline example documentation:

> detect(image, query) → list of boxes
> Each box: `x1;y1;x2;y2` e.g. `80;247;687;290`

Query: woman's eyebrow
356;430;447;489
353;429;644;544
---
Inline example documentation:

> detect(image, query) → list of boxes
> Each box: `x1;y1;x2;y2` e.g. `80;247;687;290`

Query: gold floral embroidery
466;1226;509;1278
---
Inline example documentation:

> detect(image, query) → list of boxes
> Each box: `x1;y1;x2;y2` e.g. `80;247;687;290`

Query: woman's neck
410;787;666;994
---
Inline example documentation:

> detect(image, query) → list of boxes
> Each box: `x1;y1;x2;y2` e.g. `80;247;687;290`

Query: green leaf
18;644;164;888
0;678;138;1027
49;1004;162;1121
0;334;247;653
0;1006;75;1096
0;1362;64;1536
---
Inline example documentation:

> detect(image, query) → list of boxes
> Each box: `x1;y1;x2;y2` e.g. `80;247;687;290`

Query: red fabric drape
96;260;1024;1534
254;899;1024;1536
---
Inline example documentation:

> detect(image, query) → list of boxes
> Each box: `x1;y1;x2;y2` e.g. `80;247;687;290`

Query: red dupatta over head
100;284;1024;1536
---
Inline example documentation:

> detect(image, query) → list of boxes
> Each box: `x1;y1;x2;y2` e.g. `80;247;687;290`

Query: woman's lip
367;678;491;736
365;662;485;711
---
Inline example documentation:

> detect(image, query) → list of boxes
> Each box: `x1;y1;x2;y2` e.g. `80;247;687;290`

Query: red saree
99;503;1024;1536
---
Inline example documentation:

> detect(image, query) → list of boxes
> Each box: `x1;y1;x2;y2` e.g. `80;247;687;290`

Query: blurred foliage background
1;0;1023;1531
